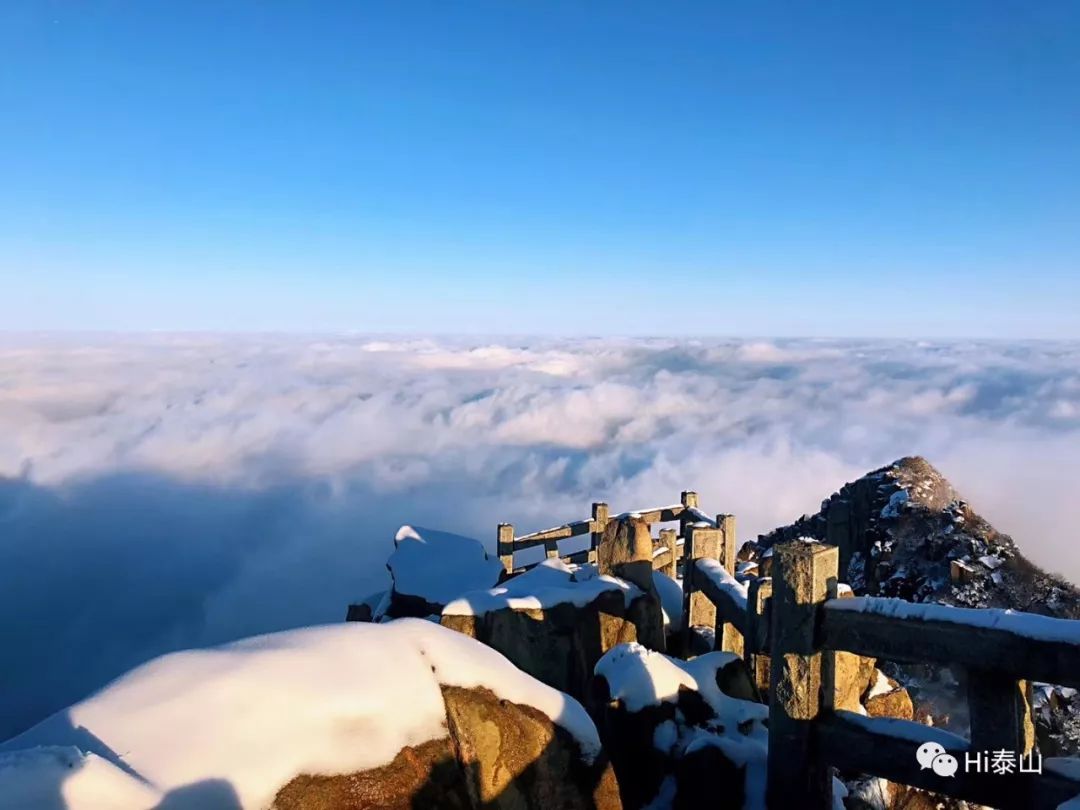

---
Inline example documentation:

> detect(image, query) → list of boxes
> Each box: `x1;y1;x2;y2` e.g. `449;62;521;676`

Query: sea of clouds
1;333;1079;739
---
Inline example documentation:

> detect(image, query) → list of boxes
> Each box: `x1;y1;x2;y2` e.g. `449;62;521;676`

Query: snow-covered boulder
0;620;621;810
592;642;767;810
441;558;657;705
384;525;505;618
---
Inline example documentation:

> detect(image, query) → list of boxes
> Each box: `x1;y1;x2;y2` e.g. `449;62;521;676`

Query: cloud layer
1;334;1079;739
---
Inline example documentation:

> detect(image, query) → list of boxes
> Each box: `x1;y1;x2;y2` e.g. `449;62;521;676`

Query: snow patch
695;558;749;612
834;710;968;749
596;643;769;810
880;490;909;518
442;558;641;617
653;570;684;632
0;747;161;810
594;643;766;726
828;596;1080;645
866;669;894;700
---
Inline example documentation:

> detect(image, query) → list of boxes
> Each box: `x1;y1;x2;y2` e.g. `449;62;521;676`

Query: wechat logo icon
916;741;958;777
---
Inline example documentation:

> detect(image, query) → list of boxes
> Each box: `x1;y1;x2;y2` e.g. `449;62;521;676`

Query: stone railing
495;490;734;579
691;540;1080;809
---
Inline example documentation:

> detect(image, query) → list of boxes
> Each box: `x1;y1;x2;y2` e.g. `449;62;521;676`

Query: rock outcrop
441;558;651;706
0;620;621;810
592;643;767;810
752;455;1080;778
864;675;915;721
754;456;1080;618
273;685;622;810
596;517;667;652
380;525;505;619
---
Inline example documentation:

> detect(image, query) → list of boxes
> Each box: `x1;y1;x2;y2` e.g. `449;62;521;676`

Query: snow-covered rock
0;620;619;810
593;643;767;809
443;557;639;617
751;455;1080;756
440;559;656;706
385;525;505;617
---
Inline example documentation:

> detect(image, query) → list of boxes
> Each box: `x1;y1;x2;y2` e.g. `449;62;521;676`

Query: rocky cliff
755;455;1079;619
752;456;1080;760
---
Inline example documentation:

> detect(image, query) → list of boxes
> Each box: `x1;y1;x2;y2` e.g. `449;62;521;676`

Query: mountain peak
754;456;1079;619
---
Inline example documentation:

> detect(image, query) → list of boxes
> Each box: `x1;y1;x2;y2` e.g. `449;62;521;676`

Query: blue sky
2;1;1078;336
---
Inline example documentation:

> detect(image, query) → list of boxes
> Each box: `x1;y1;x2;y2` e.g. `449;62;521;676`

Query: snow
596;643;768;810
736;561;758;576
442;557;641;617
827;596;1080;645
611;503;684;521
0;747;161;810
515;518;590;542
831;776;851;810
653;720;679;753
684;730;767;808
866;669;894;700
653;570;684;632
596;643;697;712
880;490;909;518
594;643;766;727
388;525;504;606
695;558;749;612
685;507;718;527
833;710;968;749
0;620;600;809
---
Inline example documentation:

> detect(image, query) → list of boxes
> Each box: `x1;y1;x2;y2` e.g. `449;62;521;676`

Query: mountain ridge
752;455;1079;619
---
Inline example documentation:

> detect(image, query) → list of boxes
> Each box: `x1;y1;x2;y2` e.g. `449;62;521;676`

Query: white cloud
0;334;1078;740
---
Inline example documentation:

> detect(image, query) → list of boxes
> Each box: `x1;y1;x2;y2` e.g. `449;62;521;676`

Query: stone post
715;514;743;654
599;517;666;651
716;514;736;571
678;490;698;548
590;502;609;565
745;577;772;697
658;528;678;579
825;498;852;576
680;524;721;651
968;671;1035;756
766;542;838;810
497;523;514;576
